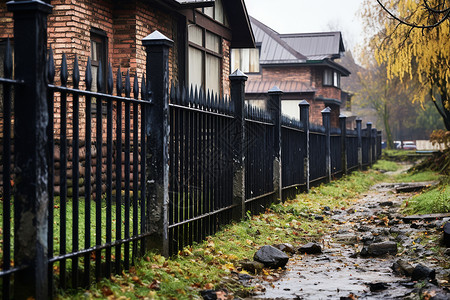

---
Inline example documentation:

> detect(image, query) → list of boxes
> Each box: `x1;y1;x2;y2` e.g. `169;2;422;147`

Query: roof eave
223;0;255;48
304;59;351;76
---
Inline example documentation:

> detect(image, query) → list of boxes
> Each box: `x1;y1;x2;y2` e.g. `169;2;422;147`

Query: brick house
0;0;254;96
231;17;350;127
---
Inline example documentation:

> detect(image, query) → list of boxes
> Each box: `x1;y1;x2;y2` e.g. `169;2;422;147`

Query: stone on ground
254;245;289;269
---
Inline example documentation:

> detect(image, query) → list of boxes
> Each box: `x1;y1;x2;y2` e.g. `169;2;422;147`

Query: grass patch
402;179;450;215
394;170;443;183
57;169;388;299
372;160;400;172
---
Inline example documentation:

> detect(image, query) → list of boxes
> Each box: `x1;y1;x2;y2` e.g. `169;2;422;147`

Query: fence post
367;122;373;167
230;69;247;221
373;128;378;162
322;107;331;182
339;114;347;175
6;0;52;298
268;86;283;203
356;118;362;170
299;100;310;192
143;31;173;257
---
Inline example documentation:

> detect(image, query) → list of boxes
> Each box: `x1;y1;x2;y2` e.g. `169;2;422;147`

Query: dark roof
222;0;255;48
280;32;345;59
250;17;349;75
251;17;306;64
246;80;315;94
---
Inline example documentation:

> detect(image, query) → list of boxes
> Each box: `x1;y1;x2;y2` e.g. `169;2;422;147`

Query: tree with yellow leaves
366;0;450;130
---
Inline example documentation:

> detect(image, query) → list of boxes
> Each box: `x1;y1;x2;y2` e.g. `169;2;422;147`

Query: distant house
0;0;254;96
231;17;350;127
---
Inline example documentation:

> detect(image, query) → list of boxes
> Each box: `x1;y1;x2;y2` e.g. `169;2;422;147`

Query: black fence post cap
7;0;53;13
268;86;283;94
356;118;362;123
229;69;248;80
339;114;347;119
367;122;373;127
321;107;331;114
142;30;174;47
299;100;310;107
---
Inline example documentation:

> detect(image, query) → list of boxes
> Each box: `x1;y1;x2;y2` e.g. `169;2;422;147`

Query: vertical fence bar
140;76;148;256
105;64;114;278
84;59;93;287
59;54;68;289
7;1;52;298
95;61;104;280
115;67;123;273
132;75;140;263
229;69;247;221
72;56;81;288
46;47;55;297
299;100;310;192
268;86;282;203
2;38;13;300
124;71;131;270
321;107;331;182
356;119;362;170
143;31;173;256
339;114;347;175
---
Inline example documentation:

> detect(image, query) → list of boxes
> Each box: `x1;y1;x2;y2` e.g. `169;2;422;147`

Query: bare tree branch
377;0;450;28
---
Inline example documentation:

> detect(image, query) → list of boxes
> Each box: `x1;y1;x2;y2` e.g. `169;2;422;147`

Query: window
90;29;107;93
197;0;228;26
188;24;222;94
323;69;340;88
231;48;260;73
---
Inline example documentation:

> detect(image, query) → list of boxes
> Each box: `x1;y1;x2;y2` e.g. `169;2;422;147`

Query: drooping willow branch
377;0;450;29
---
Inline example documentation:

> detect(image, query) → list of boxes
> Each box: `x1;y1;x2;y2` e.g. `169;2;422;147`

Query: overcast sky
244;0;366;53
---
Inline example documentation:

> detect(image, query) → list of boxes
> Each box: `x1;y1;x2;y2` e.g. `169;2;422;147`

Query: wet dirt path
247;168;449;299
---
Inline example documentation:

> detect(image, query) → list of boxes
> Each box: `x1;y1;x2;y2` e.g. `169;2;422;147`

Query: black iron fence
0;2;381;299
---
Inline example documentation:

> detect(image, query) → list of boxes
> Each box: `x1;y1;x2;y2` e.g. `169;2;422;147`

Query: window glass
189;46;204;89
203;7;214;19
248;48;260;73
188;24;222;95
323;69;332;86
333;71;340;88
206;54;220;94
205;31;220;53
214;0;224;24
188;25;203;46
230;48;260;73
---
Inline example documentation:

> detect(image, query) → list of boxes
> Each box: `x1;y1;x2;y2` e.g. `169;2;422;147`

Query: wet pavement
245;174;450;299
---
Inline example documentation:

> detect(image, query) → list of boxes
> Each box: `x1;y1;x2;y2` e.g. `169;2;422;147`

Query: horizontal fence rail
0;3;382;298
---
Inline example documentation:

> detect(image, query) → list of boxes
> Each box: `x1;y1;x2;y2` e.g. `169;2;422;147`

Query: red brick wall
222;39;231;95
0;2;13;39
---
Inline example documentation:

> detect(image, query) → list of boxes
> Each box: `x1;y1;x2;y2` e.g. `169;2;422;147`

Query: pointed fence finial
86;57;92;91
60;53;68;86
47;46;55;84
